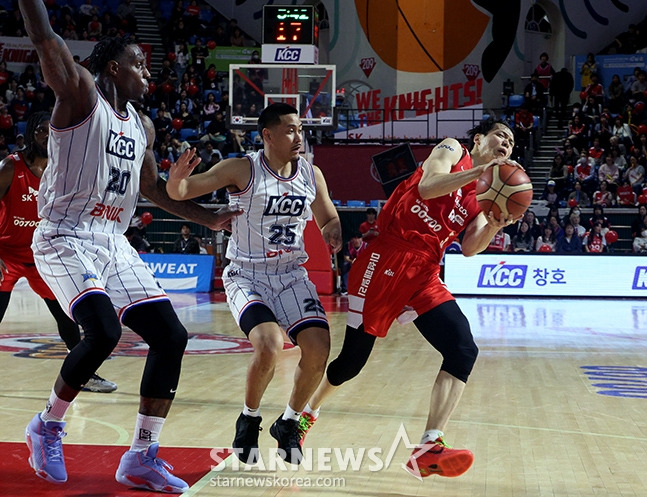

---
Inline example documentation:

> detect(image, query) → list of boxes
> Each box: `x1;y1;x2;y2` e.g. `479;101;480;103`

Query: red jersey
0;112;13;131
0;153;41;263
0;70;10;88
535;62;553;90
359;220;379;243
575;162;592;180
487;231;509;252
616;184;635;205
586;232;605;253
588;146;604;161
378;145;480;263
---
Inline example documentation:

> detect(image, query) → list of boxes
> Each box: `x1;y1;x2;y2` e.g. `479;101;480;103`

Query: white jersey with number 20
37;86;146;236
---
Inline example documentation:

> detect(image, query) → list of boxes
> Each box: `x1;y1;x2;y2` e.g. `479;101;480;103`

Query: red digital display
263;6;317;45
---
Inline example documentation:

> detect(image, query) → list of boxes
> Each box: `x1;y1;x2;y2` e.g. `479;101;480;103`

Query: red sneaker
405;437;474;478
297;412;317;447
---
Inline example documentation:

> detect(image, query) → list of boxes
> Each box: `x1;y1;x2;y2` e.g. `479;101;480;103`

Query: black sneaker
269;416;303;465
232;413;262;464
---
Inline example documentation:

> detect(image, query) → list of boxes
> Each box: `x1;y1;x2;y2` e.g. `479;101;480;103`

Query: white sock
303;403;320;419
130;413;165;452
421;429;444;445
41;389;71;422
282;404;301;422
243;404;261;417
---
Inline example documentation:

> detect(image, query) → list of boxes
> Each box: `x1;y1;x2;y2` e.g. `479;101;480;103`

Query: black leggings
62;294;122;389
326;300;478;386
122;299;188;399
63;294;187;398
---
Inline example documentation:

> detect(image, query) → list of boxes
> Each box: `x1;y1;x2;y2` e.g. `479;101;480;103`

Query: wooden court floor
1;285;647;497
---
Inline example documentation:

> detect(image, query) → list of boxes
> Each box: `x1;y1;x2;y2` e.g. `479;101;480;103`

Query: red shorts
346;234;454;337
0;257;56;300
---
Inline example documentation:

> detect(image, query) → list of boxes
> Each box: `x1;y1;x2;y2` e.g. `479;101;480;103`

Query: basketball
475;162;533;220
353;0;488;73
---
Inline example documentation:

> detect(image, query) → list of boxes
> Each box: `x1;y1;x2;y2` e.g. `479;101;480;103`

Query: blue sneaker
115;442;189;493
25;413;67;483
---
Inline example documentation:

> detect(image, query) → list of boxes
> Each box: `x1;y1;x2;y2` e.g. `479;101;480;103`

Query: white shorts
32;229;168;320
223;262;328;344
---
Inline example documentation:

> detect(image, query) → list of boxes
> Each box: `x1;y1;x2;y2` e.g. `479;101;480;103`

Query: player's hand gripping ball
476;161;533;220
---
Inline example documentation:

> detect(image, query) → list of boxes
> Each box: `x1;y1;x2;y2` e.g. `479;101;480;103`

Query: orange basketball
476;163;533;220
353;0;488;73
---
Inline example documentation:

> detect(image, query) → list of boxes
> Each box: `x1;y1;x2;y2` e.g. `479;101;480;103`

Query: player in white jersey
19;0;240;491
167;102;342;465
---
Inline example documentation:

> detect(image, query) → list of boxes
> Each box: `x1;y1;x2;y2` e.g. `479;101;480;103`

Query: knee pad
61;293;122;389
122;300;188;399
122;300;188;355
326;325;375;386
441;335;479;383
71;293;122;351
415;301;479;383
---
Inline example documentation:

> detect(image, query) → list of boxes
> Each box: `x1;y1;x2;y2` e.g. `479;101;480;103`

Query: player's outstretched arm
19;0;95;126
310;166;342;253
166;153;247;202
417;138;485;199
138;114;241;231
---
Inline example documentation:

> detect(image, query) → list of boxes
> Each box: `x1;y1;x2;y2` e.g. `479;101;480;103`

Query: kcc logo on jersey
106;130;136;160
263;194;307;216
478;262;527;288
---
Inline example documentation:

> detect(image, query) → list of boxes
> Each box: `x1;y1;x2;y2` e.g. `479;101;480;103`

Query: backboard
228;64;336;130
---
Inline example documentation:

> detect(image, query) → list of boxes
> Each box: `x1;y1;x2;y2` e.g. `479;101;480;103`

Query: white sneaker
82;374;118;393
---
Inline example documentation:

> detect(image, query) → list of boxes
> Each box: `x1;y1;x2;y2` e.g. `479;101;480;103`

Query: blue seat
158;1;173;20
15;120;27;136
149;107;158;119
332;199;342;206
508;94;524;108
179;128;198;141
346;200;366;207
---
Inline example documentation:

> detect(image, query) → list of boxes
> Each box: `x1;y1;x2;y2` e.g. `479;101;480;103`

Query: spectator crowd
0;0;263;204
1;2;646;254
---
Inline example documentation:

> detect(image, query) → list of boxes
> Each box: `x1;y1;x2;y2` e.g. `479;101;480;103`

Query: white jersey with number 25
226;150;317;267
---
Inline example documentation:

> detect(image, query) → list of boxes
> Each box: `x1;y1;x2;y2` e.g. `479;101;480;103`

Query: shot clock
262;5;318;46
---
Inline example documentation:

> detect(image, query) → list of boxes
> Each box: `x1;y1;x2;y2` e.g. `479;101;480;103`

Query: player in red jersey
0;112;117;393
298;116;520;478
